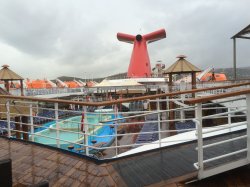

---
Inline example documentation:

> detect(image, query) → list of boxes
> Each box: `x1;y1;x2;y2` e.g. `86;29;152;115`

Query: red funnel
117;29;166;78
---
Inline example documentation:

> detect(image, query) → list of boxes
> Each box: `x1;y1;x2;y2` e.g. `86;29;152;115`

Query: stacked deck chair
135;114;159;144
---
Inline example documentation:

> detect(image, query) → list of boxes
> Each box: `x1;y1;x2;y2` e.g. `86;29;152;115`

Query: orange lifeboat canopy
26;80;53;89
64;81;80;88
200;73;227;81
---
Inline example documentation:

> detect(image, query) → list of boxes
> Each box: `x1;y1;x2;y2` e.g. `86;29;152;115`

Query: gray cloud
0;0;249;79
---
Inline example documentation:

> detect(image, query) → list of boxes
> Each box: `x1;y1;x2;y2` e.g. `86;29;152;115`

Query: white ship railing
1;82;250;180
8;80;250;97
9;87;87;96
188;90;250;179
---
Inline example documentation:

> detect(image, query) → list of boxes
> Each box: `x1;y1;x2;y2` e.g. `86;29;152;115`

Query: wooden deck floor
1;129;250;187
185;164;250;187
111;129;247;186
0;137;127;187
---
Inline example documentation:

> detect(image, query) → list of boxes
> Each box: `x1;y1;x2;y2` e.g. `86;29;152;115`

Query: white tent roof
94;79;143;87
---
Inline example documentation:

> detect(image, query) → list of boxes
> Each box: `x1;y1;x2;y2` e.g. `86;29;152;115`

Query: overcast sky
0;0;249;79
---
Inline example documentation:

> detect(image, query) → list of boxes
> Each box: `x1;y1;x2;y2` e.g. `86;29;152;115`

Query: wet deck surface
111;130;247;186
0;137;126;187
0;129;249;186
185;164;250;187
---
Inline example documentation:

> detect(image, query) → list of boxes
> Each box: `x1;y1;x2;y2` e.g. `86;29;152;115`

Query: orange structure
117;29;166;78
199;73;227;81
64;81;80;88
26;79;53;89
86;81;97;87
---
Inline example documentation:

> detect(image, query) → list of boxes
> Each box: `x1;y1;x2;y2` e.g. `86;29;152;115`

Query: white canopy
94;79;143;87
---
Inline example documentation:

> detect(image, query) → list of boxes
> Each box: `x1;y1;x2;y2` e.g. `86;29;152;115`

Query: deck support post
115;104;118;157
246;94;250;161
180;107;185;123
228;108;232;132
157;98;161;147
196;103;204;179
6;100;11;138
21;116;29;141
233;38;237;80
166;96;170;137
20;80;24;96
191;72;196;98
83;106;89;156
14;116;21;139
168;73;176;135
55;103;60;148
161;96;168;138
29;104;34;142
180;81;186;122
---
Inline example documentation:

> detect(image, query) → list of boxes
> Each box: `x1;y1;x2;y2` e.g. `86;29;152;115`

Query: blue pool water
33;112;119;152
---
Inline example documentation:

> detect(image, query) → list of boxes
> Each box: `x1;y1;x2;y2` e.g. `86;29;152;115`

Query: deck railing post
166;96;170;138
115;104;118;157
29;104;34;142
246;94;250;161
6;100;11;138
55;103;60;148
196;103;204;179
228;107;232;132
157;98;161;147
36;102;39;114
180;79;186;122
83;106;89;156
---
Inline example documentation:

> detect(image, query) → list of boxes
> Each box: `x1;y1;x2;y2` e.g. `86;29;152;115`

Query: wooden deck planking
105;163;127;187
0;137;121;186
1;128;250;186
185;165;250;187
112;130;247;186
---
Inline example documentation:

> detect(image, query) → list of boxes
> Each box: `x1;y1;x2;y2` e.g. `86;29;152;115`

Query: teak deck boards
0;129;249;187
0;138;121;186
111;130;247;186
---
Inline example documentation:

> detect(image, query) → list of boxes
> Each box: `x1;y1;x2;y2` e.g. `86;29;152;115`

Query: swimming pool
34;116;80;145
33;111;118;151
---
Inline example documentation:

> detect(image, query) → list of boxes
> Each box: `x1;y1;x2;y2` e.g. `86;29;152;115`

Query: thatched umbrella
164;55;201;135
164;55;201;90
0;64;24;95
0;95;30;139
0;65;29;118
0;65;30;139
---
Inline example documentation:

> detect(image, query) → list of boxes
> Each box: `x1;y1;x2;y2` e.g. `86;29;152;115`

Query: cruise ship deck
1;81;250;186
1;129;250;186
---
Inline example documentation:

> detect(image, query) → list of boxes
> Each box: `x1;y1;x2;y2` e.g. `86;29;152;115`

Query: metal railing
7;80;250;97
9;87;86;96
1;99;197;157
1;82;250;179
188;93;250;179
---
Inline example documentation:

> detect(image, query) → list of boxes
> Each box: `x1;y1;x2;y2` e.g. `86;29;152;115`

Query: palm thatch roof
164;55;201;74
0;65;24;80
